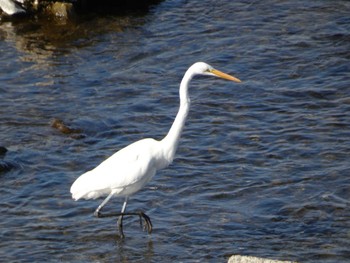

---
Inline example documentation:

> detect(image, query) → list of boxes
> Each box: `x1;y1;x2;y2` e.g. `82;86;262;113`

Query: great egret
70;62;241;238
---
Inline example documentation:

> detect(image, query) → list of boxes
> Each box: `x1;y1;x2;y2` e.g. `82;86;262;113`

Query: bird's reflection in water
115;233;154;262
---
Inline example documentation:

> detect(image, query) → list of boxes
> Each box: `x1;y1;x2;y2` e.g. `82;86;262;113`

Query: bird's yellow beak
210;69;241;83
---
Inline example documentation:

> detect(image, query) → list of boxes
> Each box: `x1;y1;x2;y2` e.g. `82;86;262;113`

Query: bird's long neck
161;70;193;164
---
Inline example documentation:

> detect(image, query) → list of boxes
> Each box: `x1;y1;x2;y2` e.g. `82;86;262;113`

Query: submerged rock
51;118;85;139
0;160;15;172
0;146;8;156
0;147;16;173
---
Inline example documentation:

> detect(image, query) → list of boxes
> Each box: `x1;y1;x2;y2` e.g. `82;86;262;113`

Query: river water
0;0;349;262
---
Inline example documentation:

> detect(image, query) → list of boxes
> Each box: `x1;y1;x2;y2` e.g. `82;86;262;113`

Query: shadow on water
75;0;163;14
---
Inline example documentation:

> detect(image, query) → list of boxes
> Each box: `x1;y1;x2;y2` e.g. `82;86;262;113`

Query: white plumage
70;62;241;238
71;138;167;200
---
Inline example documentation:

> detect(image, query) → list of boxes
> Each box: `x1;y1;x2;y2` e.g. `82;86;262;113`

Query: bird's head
190;62;241;83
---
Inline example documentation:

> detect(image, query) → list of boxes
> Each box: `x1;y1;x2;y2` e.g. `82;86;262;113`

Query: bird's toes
136;212;152;234
93;211;101;217
141;212;153;234
145;220;152;234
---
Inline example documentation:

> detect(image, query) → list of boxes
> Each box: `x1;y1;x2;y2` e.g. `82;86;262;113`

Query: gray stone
228;255;298;263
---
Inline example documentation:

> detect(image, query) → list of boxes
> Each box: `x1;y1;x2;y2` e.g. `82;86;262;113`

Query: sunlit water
1;0;350;262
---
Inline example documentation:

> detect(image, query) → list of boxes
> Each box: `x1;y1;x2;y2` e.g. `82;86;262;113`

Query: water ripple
1;0;350;262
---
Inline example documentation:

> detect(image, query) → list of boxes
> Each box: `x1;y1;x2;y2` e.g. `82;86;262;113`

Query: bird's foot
137;211;153;234
94;210;101;217
93;210;152;236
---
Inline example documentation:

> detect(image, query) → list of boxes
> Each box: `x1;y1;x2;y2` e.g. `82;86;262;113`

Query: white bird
70;62;241;238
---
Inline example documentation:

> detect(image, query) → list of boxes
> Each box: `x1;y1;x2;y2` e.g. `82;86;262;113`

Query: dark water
1;0;350;262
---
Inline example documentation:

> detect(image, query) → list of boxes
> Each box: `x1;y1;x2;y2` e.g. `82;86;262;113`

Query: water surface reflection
0;0;349;262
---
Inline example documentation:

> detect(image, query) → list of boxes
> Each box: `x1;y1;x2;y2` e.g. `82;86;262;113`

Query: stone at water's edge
0;0;76;19
0;0;26;15
0;0;163;17
46;2;75;20
228;255;298;263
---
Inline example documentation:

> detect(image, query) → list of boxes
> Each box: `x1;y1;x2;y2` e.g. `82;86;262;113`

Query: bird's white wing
70;138;161;200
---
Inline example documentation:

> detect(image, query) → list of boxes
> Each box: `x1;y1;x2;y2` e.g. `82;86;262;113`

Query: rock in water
228;255;298;263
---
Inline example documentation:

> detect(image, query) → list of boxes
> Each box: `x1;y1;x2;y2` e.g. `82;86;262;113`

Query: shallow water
1;0;350;262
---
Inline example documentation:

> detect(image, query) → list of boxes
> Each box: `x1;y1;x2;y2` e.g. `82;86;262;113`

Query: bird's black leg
94;196;152;237
117;214;124;238
96;211;153;234
118;198;127;238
